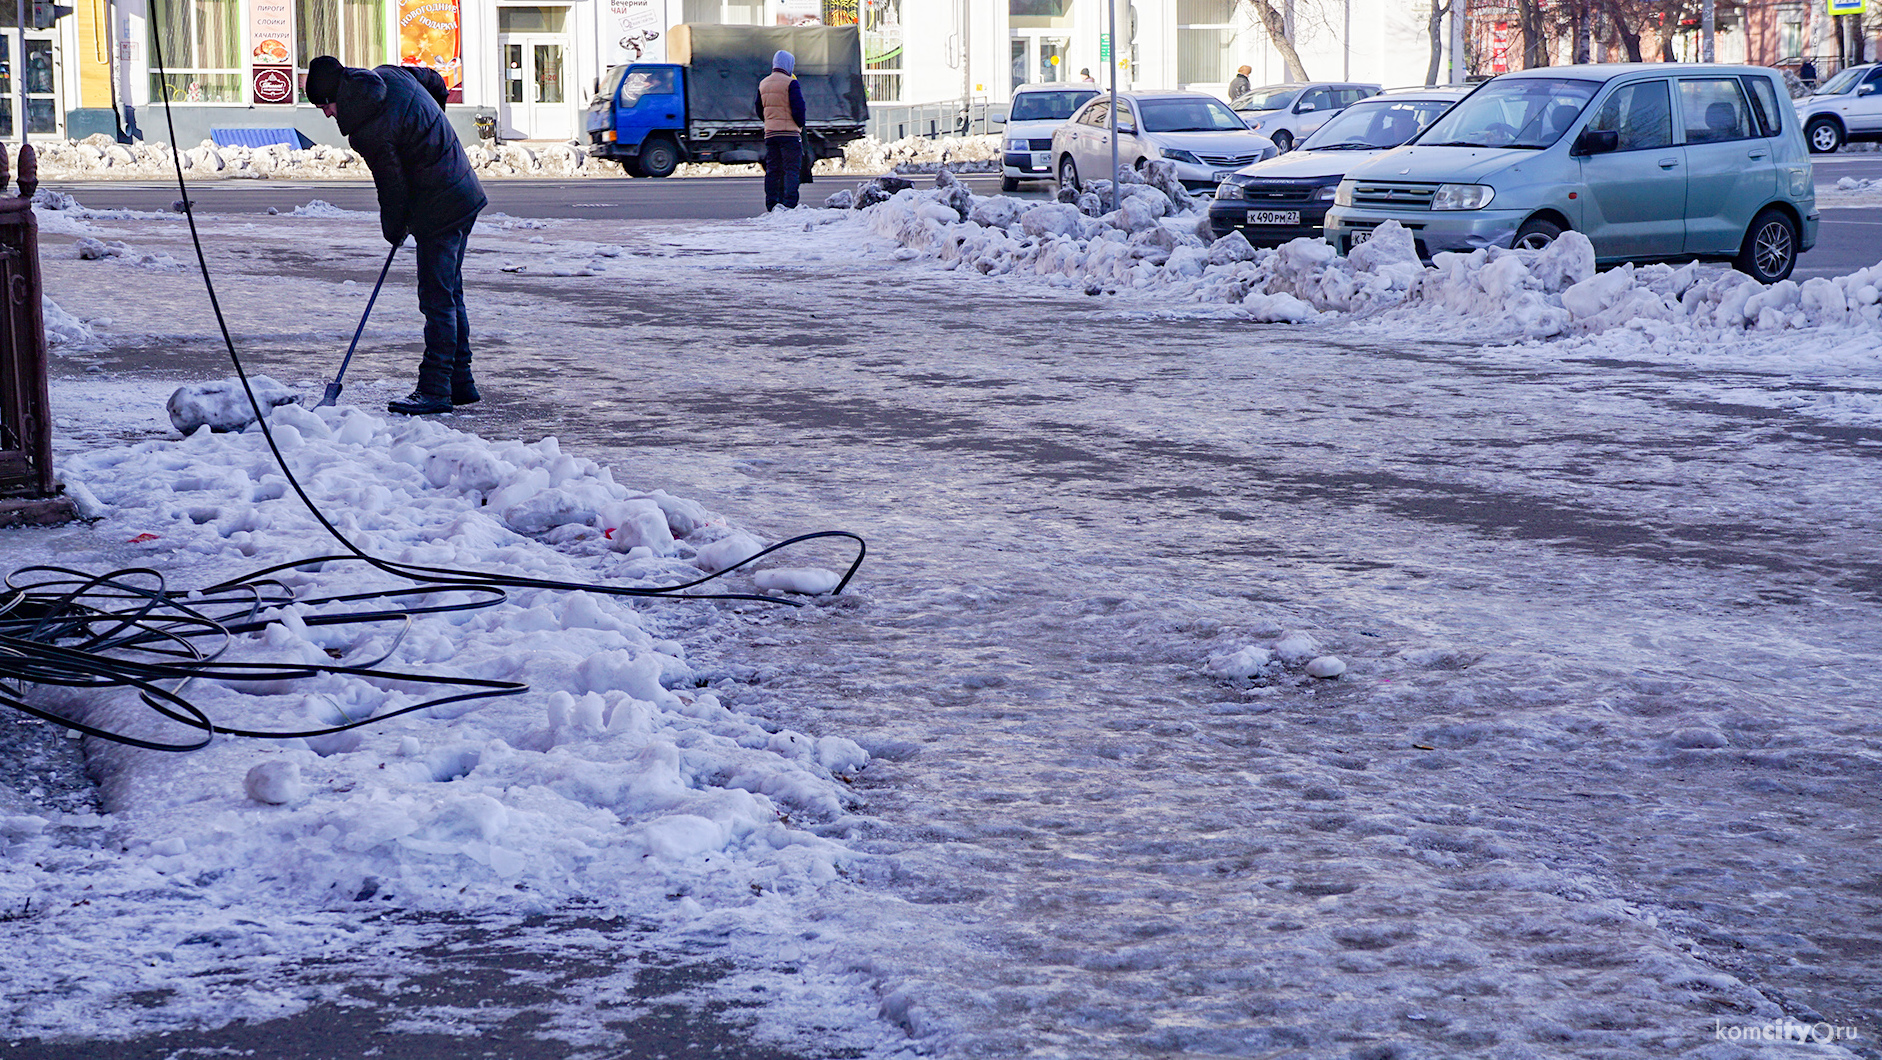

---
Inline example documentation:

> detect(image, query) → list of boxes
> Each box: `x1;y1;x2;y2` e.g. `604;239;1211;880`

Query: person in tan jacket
754;50;808;210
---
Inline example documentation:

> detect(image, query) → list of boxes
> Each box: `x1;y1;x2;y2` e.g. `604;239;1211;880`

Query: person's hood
333;66;389;137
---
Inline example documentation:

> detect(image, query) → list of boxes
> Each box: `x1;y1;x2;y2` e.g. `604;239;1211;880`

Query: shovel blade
315;380;344;408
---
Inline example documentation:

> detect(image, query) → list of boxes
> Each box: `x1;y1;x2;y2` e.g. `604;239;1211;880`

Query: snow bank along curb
837;168;1882;344
0;401;874;1036
32;131;999;181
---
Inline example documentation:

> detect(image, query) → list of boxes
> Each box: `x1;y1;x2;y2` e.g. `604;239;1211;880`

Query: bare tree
1426;0;1453;85
1237;0;1312;81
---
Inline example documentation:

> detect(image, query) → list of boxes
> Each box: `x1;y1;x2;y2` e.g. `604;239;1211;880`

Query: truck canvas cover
669;24;869;126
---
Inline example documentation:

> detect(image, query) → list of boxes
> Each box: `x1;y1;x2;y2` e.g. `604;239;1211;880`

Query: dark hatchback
1208;87;1466;246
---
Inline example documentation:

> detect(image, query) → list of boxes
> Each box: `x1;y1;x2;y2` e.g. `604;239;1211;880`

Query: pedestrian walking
306;55;487;416
1079;68;1096;83
756;50;807;211
1800;59;1818;88
1228;65;1252;101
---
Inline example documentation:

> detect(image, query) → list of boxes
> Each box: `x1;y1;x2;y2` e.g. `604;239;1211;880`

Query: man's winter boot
388;390;453;415
452;377;481;406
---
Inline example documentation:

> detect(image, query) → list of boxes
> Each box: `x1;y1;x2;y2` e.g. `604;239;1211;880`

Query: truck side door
614;65;684;149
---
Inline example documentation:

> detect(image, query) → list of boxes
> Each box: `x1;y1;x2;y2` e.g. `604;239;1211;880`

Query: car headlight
1313;184;1338;201
1161;148;1203;165
1334;179;1355;207
1431;183;1496;210
1005;138;1029;152
1216;181;1246;200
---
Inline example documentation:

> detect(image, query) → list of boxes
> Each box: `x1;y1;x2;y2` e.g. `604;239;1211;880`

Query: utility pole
1701;0;1715;62
1343;0;1351;79
15;0;25;143
961;0;971;132
1108;0;1118;210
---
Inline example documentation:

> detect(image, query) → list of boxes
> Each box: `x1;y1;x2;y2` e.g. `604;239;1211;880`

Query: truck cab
588;64;686;177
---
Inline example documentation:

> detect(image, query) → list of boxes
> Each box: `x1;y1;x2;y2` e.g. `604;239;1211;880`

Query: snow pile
0;401;871;1036
166;376;302;433
1205;629;1346;683
847;174;1882;344
73;236;185;270
42;295;100;348
32;132;988;181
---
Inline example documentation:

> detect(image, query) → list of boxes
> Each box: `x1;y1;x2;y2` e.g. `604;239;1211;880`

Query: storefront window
1177;0;1234;85
297;0;387;73
862;0;901;101
149;0;244;102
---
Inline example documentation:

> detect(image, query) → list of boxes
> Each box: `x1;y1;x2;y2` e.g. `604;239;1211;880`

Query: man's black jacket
331;64;487;244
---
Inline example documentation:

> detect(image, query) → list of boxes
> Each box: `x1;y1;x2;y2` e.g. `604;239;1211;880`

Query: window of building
1177;0;1234;85
682;0;764;24
862;0;902;102
297;0;387;81
149;0;242;103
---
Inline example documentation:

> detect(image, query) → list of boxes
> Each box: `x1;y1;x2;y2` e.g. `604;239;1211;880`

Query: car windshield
1298;97;1457;150
1010;89;1100;122
1233;85;1301;112
1415;77;1599;149
1815;66;1868;95
1139;98;1248;132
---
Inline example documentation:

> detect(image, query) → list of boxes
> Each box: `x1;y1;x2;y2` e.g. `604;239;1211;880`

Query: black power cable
0;19;868;750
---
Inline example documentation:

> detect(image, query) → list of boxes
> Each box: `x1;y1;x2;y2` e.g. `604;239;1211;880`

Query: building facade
34;0;1882;146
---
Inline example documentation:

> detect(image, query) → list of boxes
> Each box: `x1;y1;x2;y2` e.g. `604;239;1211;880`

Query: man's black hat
305;56;345;106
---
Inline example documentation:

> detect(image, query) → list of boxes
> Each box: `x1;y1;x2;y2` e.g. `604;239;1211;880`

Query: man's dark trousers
413;213;478;399
764;135;803;210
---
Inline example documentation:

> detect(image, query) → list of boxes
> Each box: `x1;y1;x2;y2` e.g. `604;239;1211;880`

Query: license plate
1032;152;1051;169
1247;210;1300;225
1212;170;1236;182
1350;229;1373;246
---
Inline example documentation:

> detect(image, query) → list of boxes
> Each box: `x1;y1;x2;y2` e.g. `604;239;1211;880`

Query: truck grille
1351;181;1439;209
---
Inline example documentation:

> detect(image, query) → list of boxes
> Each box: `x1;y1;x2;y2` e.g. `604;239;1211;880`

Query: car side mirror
1572;128;1619;155
1861;83;1879;96
991;113;1007;125
1296;102;1317;113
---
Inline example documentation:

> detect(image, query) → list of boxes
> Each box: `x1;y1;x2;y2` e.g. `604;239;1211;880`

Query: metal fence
866;97;998;142
0;144;65;526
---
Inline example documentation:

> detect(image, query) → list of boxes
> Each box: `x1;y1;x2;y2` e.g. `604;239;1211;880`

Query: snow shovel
316;240;401;408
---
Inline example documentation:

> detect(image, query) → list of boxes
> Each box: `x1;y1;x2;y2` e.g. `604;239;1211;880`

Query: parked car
1229;81;1382;152
1209;86;1468;246
1322;64;1817;283
1794;62;1882;152
1053;91;1276;193
997;82;1103;191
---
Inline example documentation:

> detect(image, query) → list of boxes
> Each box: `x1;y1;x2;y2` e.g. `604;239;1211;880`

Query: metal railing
0;142;66;525
866;96;996;142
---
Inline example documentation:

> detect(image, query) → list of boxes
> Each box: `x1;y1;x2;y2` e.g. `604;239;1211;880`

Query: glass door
497;35;571;140
0;33;60;138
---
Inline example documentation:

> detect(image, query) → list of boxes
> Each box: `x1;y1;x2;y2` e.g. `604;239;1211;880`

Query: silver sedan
1052;91;1277;192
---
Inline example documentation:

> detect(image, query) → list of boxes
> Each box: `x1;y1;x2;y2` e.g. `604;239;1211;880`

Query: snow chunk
167;376;302;434
754;567;842;595
243;761;303;805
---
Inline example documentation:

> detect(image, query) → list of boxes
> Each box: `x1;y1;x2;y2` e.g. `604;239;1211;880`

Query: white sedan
1052;91;1277;192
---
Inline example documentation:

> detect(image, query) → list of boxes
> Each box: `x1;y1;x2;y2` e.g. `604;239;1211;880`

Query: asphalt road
47;152;1882;280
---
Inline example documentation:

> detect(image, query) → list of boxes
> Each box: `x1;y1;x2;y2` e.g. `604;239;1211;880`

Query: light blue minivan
1322;64;1817;283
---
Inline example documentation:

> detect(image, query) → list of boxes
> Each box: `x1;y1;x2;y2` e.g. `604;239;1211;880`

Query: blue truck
585;24;870;178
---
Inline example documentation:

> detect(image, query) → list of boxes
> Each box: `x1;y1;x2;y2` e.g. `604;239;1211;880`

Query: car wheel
1512;217;1564;251
1001;175;1020;193
1806;117;1843;154
1058;155;1080;194
1735;207;1798;284
638;137;679;178
1271;130;1294;153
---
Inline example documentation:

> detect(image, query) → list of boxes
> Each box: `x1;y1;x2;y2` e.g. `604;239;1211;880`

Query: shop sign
250;0;294;104
400;0;463;100
608;0;666;66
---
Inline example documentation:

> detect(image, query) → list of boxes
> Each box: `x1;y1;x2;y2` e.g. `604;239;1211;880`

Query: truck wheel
638;138;679;178
1806;117;1843;154
620;158;644;177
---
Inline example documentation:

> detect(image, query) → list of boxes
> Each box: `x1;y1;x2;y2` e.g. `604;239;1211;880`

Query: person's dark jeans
764;135;803;211
412;214;478;399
